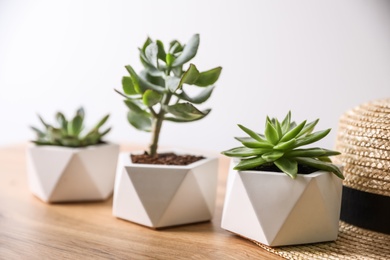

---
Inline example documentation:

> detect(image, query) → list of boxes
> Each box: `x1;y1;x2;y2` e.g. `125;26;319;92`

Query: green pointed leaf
100;127;111;137
222;147;270;157
273;138;296;150
122;76;137;95
294;129;331;147
164;110;211;122
127;111;152;132
238;124;267;142
156;40;166;61
285;148;340;158
265;121;279;145
164;103;210;121
274;158;298;179
280;120;306;143
317;156;332;162
172;34;200;67
76;107;85;119
296;119;319;138
295;157;344;179
274;119;283;139
145;43;158;68
143;90;162;107
234;157;267;171
262;151;284;162
30;126;45;138
55;112;67;132
241;140;274;149
94;114;109;130
193;67;222;87
68;115;83;136
176;86;215;104
281;111;291;133
38;115;49;128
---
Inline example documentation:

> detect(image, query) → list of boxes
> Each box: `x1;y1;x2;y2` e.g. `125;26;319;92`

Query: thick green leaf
296;119;319;138
274;158;298;179
76;107;85;119
127;111;152;132
142;37;152;53
294;129;331;147
125;65;142;93
262;151;284;162
138;71;165;93
180;64;200;86
265;121;279;145
30;126;45;138
241;140;274;149
156;40;166;61
38;115;49;128
172;34;200;67
164;109;211;122
169;40;183;54
285;148;340;158
317;156;332;162
274;119;283;139
238;124;267;142
222;147;270;157
124;99;147;114
194;67;222;87
176;86;215;104
122;76;137;95
140;51;163;77
172;66;183;77
166;76;181;92
280;120;306;142
295;157;344;179
273;138;296;150
143;90;162;107
164;102;209;121
234;157;267;171
145;43;158;68
281;111;291;133
68;115;83;136
55;112;67;132
99;127;111;137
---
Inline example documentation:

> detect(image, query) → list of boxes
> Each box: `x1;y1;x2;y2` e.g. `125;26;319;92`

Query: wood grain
0;144;282;259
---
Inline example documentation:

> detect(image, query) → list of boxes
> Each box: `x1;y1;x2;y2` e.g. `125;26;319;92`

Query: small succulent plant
222;112;344;179
31;107;111;147
116;34;222;157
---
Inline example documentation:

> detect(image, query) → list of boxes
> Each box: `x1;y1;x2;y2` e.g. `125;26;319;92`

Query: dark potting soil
252;163;318;175
131;152;205;166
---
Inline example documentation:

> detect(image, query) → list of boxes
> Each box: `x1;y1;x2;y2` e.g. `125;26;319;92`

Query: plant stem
149;93;172;157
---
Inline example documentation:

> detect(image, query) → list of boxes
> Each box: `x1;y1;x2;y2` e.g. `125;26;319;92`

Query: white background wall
1;0;389;152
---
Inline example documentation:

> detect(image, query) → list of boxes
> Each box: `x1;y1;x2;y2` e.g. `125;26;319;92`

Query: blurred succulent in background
222;111;344;179
115;34;222;156
31;107;111;147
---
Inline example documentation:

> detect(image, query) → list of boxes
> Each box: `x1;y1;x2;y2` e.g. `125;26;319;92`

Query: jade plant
116;34;222;156
31;107;111;147
222;112;344;179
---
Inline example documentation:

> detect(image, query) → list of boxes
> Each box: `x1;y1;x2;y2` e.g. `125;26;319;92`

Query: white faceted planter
221;159;343;246
26;143;119;203
113;151;218;228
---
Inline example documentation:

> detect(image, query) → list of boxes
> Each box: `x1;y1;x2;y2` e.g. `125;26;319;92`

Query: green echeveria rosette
31;107;111;147
222;111;344;179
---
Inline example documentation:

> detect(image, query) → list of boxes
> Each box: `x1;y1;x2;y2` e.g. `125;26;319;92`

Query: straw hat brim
253;221;390;260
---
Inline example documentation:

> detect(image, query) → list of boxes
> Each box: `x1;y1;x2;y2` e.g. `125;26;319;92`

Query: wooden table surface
0;144;282;259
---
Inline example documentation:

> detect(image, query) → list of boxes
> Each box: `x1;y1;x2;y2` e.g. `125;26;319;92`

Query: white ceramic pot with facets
112;151;218;228
26;143;119;203
221;159;343;247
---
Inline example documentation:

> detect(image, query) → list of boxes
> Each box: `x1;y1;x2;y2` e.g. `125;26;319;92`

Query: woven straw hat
252;99;390;259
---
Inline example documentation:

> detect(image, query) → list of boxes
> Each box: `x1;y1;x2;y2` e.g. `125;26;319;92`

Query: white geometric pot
26;143;119;203
112;151;218;228
221;159;343;246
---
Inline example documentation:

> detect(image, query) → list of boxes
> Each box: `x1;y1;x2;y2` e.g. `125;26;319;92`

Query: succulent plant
31;107;111;147
222;112;344;179
115;34;222;156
